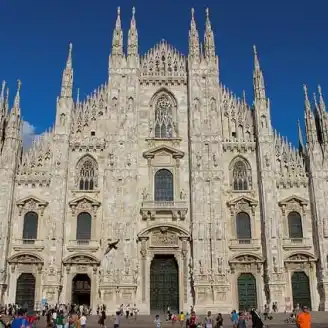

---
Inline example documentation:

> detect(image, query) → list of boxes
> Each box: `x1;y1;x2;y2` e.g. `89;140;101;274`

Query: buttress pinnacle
111;7;124;58
13;80;21;113
128;6;138;58
188;8;200;62
61;43;73;98
204;8;215;60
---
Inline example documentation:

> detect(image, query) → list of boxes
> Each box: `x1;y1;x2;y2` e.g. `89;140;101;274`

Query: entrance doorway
291;271;311;309
72;274;91;306
15;273;36;310
237;273;257;311
150;255;179;313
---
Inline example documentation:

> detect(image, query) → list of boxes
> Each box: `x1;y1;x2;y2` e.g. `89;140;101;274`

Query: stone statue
180;189;187;200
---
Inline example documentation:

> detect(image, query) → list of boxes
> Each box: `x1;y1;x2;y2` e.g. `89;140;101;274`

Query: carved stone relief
151;229;179;247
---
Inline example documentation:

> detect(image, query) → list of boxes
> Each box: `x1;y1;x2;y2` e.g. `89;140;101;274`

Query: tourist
11;309;28;328
154;314;161;328
296;306;311;328
250;309;263;328
215;313;223;328
79;313;87;328
237;312;247;328
55;311;64;328
189;311;197;328
98;309;106;328
114;311;121;328
178;311;185;327
125;304;130;319
204;311;213;328
132;304;138;320
231;310;238;328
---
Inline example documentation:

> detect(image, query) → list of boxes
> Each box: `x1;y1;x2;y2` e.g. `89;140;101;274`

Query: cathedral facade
0;7;328;314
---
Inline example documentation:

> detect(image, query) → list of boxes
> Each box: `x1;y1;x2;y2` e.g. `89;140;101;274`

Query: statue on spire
111;7;124;58
253;45;266;101
188;8;200;63
61;43;73;98
128;6;139;59
204;8;215;60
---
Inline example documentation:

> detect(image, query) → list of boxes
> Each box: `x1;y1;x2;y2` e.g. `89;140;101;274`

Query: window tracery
76;155;98;191
230;157;252;191
154;94;174;138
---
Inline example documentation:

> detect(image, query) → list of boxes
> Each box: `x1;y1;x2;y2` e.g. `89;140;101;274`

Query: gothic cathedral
0;7;328;314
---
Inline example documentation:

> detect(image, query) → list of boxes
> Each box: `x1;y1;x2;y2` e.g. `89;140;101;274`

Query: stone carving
142;188;149;201
16;196;48;216
69;196;101;215
180;189;187;200
63;255;100;266
151;229;178;247
286;254;313;262
196;153;202;167
9;254;43;265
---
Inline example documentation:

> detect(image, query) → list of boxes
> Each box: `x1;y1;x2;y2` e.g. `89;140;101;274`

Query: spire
111;7;124;58
0;81;5;115
61;43;73;98
188;8;200;63
204;8;215;60
127;7;138;58
318;85;326;113
253;45;266;100
298;119;304;153
303;84;316;146
317;85;328;145
7;80;21;131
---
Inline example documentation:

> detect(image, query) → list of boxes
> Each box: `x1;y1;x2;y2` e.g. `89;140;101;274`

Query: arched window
76;212;92;242
77;155;98;191
288;211;303;239
22;212;38;243
232;159;251;191
154;169;174;201
154;94;174;138
236;212;252;241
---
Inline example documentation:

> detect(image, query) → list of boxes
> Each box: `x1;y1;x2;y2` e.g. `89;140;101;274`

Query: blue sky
0;0;327;145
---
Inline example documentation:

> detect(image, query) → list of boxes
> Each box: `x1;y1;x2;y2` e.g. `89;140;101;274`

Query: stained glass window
154;169;174;201
154;95;174;138
78;156;98;190
76;212;92;240
233;161;249;191
288;211;303;239
22;212;38;240
236;212;252;240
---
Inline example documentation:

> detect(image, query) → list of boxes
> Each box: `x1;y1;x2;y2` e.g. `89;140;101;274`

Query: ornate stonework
0;8;326;313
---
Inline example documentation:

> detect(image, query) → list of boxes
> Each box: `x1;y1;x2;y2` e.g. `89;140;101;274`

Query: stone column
181;238;188;303
65;266;73;303
91;266;98;311
140;238;147;302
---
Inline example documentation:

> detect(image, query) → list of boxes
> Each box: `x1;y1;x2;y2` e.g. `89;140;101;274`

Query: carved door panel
291;271;311;309
150;255;179;313
237;273;257;311
15;273;36;310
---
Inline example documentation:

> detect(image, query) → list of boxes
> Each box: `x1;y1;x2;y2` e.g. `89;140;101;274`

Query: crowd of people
0;302;313;328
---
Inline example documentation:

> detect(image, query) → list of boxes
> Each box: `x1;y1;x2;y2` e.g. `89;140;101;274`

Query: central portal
150;254;179;313
72;274;91;306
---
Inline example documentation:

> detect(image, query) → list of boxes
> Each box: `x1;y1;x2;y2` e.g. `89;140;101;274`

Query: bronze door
237;273;257;311
291;271;311;309
15;273;36;310
150;255;179;313
72;274;91;306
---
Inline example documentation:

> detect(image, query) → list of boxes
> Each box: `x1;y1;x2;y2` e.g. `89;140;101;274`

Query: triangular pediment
143;145;184;159
227;195;258;207
16;196;48;207
278;195;308;206
141;40;186;78
68;195;101;207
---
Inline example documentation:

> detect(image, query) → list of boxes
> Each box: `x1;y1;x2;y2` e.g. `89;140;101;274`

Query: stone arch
229;156;252;191
229;253;263;263
137;223;190;240
62;253;100;266
284;252;316;262
150;88;178;108
229;253;264;274
8;252;44;265
76;154;99;190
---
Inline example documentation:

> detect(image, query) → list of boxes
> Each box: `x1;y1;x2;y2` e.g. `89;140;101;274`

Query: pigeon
104;239;120;256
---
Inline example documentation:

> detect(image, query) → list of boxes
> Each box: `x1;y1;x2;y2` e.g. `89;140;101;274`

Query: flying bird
104;239;120;256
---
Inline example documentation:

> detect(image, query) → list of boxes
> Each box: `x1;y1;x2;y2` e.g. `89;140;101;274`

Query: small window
232;132;236;138
91;131;95;136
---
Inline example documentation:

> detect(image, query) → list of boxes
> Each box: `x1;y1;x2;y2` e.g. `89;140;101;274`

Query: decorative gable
227;196;258;215
143;145;184;159
68;196;101;215
278;195;308;215
16;196;49;216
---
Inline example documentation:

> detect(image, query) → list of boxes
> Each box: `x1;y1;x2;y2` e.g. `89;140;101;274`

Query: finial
132;6;135;17
206;8;210;18
1;81;5;95
253;45;257;55
76;88;80;103
17;79;22;93
13;79;21;109
191;8;195;18
117;6;120;15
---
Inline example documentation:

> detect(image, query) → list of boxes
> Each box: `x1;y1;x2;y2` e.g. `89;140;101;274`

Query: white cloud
21;120;37;149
